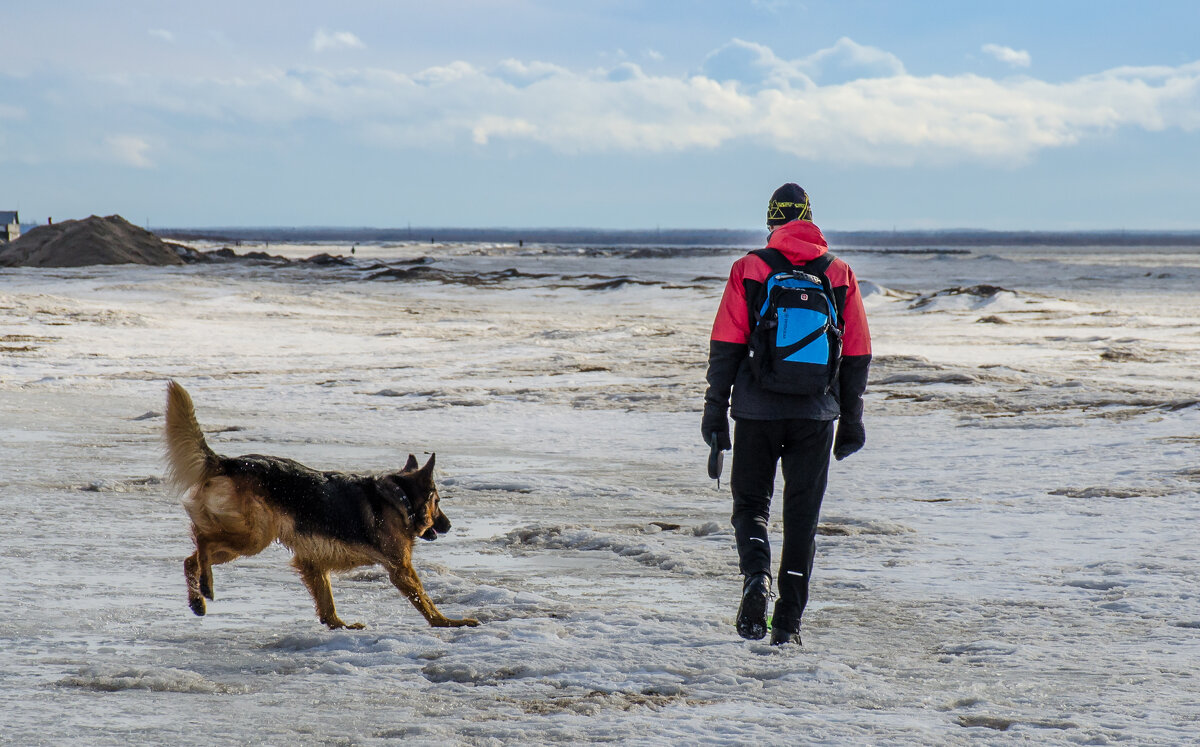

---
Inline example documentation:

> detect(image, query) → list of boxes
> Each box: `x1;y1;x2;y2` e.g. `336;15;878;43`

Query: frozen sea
1;238;1198;745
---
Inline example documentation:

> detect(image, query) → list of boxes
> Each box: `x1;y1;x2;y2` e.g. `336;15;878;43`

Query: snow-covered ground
1;240;1198;745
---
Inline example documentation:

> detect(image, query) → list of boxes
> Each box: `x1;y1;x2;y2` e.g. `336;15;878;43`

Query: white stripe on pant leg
786;571;805;578
750;537;766;543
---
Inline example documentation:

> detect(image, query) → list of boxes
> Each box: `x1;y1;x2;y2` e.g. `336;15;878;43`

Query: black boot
769;626;802;646
769;602;801;646
736;572;771;640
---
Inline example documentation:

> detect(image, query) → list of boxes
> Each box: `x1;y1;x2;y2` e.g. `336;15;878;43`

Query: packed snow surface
2;240;1198;745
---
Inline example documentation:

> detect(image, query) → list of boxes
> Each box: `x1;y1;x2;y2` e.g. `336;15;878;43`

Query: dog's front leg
294;559;364;630
387;564;479;628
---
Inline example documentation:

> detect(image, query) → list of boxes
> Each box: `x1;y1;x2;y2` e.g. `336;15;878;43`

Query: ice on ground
1;241;1198;744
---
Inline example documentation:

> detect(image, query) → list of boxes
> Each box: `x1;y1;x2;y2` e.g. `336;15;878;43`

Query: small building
1;211;18;243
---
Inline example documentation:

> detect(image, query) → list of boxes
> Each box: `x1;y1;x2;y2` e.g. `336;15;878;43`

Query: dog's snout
433;513;451;534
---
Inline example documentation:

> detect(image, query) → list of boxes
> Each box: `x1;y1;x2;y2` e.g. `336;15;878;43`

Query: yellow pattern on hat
767;196;811;222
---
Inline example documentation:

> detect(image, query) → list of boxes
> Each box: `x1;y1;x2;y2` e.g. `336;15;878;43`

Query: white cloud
644;49;664;62
982;43;1032;68
79;39;1200;167
702;37;903;89
105;135;154;168
802;37;906;82
472;115;536;145
607;62;645;83
148;28;175;43
493;59;567;88
702;39;812;90
312;29;365;53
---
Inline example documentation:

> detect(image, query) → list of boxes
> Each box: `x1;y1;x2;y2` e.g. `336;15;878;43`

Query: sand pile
0;215;188;267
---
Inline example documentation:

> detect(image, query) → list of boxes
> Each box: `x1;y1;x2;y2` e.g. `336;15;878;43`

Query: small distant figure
351;245;356;255
703;183;872;646
519;239;524;247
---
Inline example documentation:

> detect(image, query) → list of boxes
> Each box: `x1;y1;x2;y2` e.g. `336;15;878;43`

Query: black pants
730;418;834;630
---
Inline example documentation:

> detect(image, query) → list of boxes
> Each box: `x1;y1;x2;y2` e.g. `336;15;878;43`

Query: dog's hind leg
183;523;212;615
386;564;479;628
199;563;214;601
196;541;215;601
294;560;364;630
184;550;206;616
185;536;229;614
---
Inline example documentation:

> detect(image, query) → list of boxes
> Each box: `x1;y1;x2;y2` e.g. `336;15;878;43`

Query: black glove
833;420;865;461
702;405;731;451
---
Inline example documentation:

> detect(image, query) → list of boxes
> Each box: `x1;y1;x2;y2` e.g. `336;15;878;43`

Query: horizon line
147;225;1200;248
16;217;1200;236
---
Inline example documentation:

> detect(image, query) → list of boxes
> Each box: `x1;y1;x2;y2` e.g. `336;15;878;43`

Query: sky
2;1;1199;230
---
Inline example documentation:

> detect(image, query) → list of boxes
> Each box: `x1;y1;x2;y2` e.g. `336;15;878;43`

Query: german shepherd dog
163;381;479;630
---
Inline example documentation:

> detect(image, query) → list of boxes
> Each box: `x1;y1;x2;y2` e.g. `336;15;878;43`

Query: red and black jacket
705;220;872;422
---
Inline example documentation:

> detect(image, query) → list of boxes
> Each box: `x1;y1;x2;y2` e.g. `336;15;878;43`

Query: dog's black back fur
220;455;425;547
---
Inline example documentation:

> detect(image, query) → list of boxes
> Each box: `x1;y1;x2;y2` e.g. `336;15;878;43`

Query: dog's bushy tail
164;380;219;493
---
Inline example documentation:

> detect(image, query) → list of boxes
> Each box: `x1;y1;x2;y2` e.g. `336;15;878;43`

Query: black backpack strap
801;252;842;393
802;252;836;276
805;252;840;325
750;248;837;277
749;247;794;274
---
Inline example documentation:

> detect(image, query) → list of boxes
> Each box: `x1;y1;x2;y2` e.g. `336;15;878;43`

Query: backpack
746;248;843;395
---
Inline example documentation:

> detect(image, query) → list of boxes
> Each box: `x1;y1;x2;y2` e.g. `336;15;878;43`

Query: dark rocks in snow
908;285;1016;309
366;265;552;285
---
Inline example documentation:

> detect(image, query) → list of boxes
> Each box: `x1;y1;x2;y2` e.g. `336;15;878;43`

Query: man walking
703;183;872;645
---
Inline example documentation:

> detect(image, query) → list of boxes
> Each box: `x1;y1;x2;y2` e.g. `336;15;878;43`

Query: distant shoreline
149;226;1200;248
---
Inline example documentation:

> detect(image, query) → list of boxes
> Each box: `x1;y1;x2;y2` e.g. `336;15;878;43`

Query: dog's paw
323;618;366;630
188;596;206;616
452;617;480;628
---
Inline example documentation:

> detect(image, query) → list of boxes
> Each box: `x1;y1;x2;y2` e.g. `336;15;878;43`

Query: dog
163;380;478;630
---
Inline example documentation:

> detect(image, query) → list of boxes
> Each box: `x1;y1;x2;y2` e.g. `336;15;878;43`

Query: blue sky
2;1;1198;230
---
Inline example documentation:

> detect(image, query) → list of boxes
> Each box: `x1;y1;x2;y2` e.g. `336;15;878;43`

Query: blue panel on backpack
776;307;829;364
776;307;825;346
784;337;829;364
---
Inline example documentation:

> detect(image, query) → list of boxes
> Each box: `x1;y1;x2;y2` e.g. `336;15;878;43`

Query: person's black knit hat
767;183;812;226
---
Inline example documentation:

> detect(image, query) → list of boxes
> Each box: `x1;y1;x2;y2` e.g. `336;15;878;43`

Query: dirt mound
0;215;188;267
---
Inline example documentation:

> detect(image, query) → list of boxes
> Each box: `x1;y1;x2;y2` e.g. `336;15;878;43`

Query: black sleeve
704;340;747;410
838;353;871;421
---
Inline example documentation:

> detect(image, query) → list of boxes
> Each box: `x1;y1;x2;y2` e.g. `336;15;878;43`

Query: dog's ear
404;453;419;472
418;453;436;479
